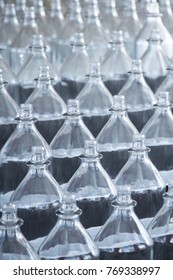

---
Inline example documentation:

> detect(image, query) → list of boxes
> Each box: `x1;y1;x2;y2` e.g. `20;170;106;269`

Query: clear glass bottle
0;203;39;260
26;65;66;143
141;29;168;93
0;68;19;150
10;146;62;241
0;0;4;16
0;3;20;66
114;134;166;220
117;0;142;58
38;193;99;260
135;0;173;59
50;99;94;186
32;0;47;33
17;34;59;104
15;0;26;25
77;63;113;137
95;185;153;260
55;0;84;71
0;104;52;204
156;57;173;104
159;0;173;35
148;184;173;259
83;0;108;63
141;91;173;184
101;31;132;95
65;140;116;228
97;96;138;178
118;59;156;131
59;32;90;103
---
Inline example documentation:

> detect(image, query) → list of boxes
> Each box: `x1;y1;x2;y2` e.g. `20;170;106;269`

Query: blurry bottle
135;0;173;59
0;0;4;16
15;0;26;25
10;146;62;241
118;60;156;131
26;66;66;143
50;99;94;186
83;0;108;63
100;0;120;38
0;3;20;66
101;31;132;95
17;34;59;104
156;57;173;104
95;185;153;260
141;91;173;184
141;29;168;93
11;7;52;76
32;0;47;33
77;63;113;137
0;203;39;260
97;96;138;178
114;134;166;219
148;184;173;259
38;193;99;260
0;104;51;206
117;0;142;58
0;69;19;150
159;0;173;35
55;0;84;71
59;32;90;103
65;140;116;228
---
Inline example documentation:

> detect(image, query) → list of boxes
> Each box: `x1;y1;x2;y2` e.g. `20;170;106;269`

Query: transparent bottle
141;29;168;93
97;96;138;178
0;104;52;204
83;0;109;63
0;203;39;260
38;193;99;260
101;31;132;95
95;185;153;260
156;57;173;104
159;0;173;35
15;0;26;25
55;0;84;71
77;63;113;137
118;60;156;131
141;91;173;184
59;32;90;103
17;34;59;104
117;0;142;58
10;146;62;241
0;68;19;150
135;0;173;59
50;99;94;186
65;140;116;228
0;3;20;66
148;184;173;259
26;65;66;143
0;0;4;16
32;0;47;33
114;134;166;219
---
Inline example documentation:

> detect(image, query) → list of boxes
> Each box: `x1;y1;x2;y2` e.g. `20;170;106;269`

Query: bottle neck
129;149;150;160
36;79;53;89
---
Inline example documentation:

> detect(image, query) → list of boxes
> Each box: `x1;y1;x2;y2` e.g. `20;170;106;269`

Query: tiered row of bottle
0;0;173;260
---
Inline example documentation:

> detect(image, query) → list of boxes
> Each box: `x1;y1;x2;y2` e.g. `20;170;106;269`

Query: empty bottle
141;29;168;92
65;140;116;228
97;96;138;178
101;31;132;95
77;63;113;137
114;134;166;219
95;185;153;260
17;34;59;104
38;193;99;260
159;0;173;35
0;69;19;150
25;66;66;143
135;0;173;59
148;184;173;259
141;91;173;184
59;32;90;102
117;0;142;58
118;60;156;131
0;104;51;206
10;146;62;241
15;0;26;25
0;203;39;260
50;99;94;186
